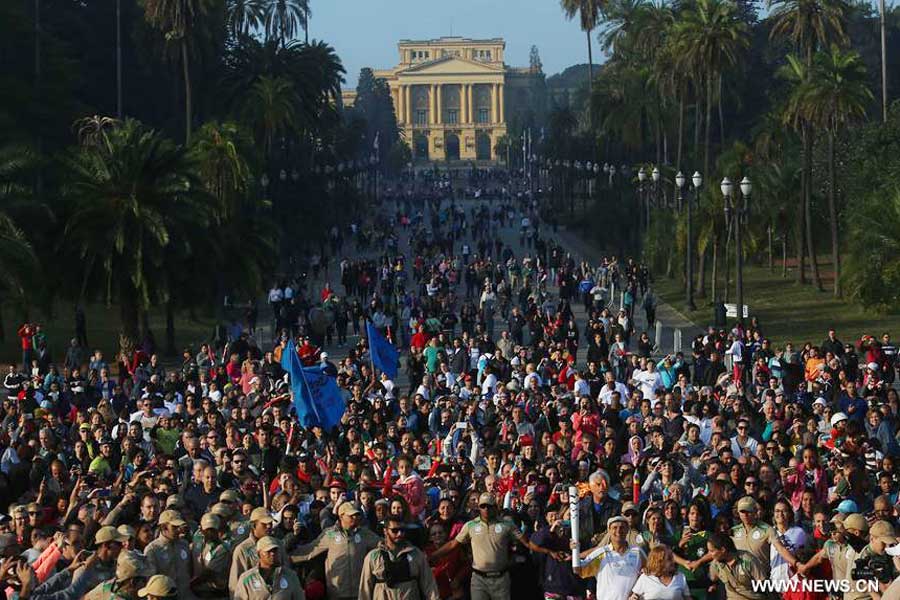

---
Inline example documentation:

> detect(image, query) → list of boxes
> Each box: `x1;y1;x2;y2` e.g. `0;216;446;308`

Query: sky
309;0;593;89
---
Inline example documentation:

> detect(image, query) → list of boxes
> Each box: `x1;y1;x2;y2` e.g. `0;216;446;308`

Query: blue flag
280;339;345;430
366;321;399;379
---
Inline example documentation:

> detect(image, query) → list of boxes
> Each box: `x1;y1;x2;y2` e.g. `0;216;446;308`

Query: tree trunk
694;98;701;168
796;131;807;285
782;230;788;278
116;0;122;118
120;294;140;342
768;224;774;272
803;127;822;290
586;29;594;97
0;303;5;342
827;130;841;296
711;232;719;302
697;245;707;298
165;301;176;356
181;39;192;143
717;74;726;146
704;76;712;181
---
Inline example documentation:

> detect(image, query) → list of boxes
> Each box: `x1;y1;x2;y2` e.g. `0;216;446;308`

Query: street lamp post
638;166;647;232
686;171;702;310
651;166;660;230
721;176;752;326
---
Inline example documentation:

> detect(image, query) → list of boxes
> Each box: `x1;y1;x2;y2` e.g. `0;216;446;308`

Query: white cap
830;412;849;427
867;362;879;371
813;397;827;407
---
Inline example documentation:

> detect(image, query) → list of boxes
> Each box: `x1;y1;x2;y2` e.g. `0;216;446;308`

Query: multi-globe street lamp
675;171;702;311
721;176;752;326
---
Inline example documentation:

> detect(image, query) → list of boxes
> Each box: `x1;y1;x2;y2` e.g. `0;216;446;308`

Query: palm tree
242;75;297;160
599;0;647;55
560;0;603;93
226;0;265;38
796;45;872;297
0;145;43;339
264;0;309;47
144;0;210;143
191;121;255;218
672;0;749;178
768;0;849;290
844;189;900;309
62;119;212;340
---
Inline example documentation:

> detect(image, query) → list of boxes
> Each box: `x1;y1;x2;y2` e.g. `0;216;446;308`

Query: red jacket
17;325;32;350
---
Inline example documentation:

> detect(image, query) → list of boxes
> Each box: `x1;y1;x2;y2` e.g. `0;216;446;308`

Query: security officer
84;550;152;600
706;532;768;600
291;501;380;600
144;510;197;600
359;515;440;600
429;492;567;600
191;513;231;597
731;496;800;572
229;506;280;595
136;575;177;600
234;536;304;600
219;490;250;542
30;525;126;600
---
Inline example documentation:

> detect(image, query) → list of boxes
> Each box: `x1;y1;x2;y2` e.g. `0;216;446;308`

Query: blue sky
310;0;593;88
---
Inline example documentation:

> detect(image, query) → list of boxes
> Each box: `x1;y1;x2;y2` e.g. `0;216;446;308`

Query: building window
447;110;458;124
415;110;428;125
477;108;489;123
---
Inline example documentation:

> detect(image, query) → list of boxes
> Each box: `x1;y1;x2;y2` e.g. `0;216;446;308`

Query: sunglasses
479;504;493;509
387;527;405;533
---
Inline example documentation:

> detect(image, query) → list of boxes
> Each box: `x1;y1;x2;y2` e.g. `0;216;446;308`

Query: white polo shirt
579;544;645;600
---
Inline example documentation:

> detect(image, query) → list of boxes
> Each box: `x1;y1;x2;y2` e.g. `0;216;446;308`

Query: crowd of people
2;175;900;600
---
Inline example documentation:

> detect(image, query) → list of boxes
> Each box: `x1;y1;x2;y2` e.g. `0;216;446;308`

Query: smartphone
96;489;111;498
527;485;535;496
456;422;468;430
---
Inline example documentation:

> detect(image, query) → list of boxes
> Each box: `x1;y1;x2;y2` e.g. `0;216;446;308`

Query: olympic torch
569;485;580;570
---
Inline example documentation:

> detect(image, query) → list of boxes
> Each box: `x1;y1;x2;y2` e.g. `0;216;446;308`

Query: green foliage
844;189;900;310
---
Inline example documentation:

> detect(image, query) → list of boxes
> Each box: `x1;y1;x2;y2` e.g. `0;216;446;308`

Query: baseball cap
219;489;241;503
250;507;274;524
837;499;859;514
200;514;221;530
621;502;638;515
607;515;629;528
117;525;136;539
327;479;347;491
165;495;185;510
870;520;897;544
337;502;362;518
478;493;496;507
736;496;760;512
138;574;176;598
843;513;869;532
95;525;128;545
813;397;827;407
158;510;186;527
0;533;22;557
256;535;281;554
116;550;151;582
210;503;232;518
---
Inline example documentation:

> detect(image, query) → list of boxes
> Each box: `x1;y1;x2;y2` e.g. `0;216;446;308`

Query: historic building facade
345;37;541;163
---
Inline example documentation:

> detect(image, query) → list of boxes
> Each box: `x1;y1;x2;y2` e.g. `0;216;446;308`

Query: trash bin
714;302;726;328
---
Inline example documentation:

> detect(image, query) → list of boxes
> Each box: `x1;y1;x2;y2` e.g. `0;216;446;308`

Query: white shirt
268;288;283;303
579;545;645;600
598;381;630;406
770;525;807;583
633;369;663;402
573;378;591;398
730;434;759;457
631;572;690;600
481;373;498;396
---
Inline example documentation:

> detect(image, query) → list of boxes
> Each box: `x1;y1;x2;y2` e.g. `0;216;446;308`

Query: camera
852;554;896;584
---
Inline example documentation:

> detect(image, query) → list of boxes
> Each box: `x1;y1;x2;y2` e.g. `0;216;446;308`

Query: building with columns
344;37;542;163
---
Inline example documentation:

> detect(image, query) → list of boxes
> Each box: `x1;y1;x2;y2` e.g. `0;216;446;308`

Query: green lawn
0;302;218;367
654;263;896;348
